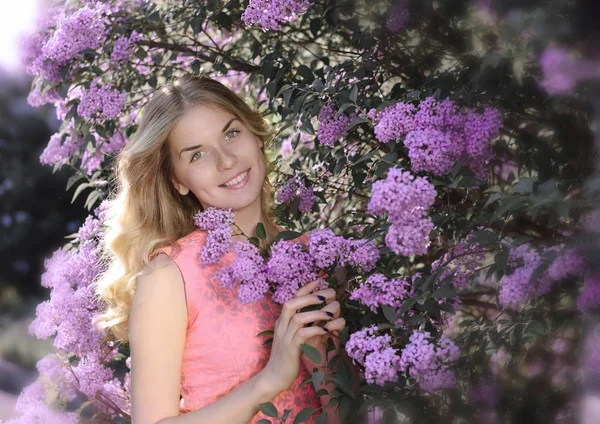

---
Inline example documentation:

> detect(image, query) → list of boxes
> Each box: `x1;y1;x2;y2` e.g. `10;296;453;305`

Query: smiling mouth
220;168;251;188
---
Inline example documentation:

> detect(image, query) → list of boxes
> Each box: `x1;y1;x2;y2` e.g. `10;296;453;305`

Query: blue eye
190;150;203;162
226;129;240;140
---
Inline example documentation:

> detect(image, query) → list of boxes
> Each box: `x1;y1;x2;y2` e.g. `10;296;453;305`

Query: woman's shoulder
149;228;205;261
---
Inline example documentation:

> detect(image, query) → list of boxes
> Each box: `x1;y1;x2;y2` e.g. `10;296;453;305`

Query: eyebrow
178;117;240;158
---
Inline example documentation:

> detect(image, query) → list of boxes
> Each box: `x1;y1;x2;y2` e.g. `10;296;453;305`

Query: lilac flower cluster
308;228;380;272
110;31;142;63
216;240;269;304
399;331;460;392
404;129;458;175
41;4;109;66
194;207;235;231
77;79;127;121
23;218;132;419
499;244;587;310
276;177;315;212
431;238;486;289
345;325;402;386
368;167;436;256
195;208;380;304
77;201;108;242
539;47;599;95
349;274;409;313
317;102;358;147
193;207;235;264
241;0;313;31
369;97;503;178
577;272;600;312
386;0;410;32
266;240;319;303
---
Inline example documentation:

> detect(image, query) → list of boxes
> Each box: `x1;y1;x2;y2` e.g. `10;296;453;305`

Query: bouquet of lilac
193;207;380;304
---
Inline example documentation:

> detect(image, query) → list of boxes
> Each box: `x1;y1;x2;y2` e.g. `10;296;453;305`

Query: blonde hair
93;75;279;344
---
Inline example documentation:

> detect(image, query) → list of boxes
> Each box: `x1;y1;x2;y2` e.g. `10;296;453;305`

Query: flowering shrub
12;0;600;423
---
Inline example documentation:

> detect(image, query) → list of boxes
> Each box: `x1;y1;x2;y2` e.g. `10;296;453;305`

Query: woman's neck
230;199;279;247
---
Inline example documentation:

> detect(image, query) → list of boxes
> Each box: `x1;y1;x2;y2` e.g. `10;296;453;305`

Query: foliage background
3;0;600;423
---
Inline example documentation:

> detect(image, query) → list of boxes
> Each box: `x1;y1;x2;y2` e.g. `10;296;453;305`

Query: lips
220;168;251;187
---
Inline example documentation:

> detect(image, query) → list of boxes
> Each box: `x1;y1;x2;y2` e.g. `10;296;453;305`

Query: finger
320;300;341;319
285;310;334;342
295;279;321;298
323;317;346;337
281;288;336;326
279;292;330;333
292;325;332;346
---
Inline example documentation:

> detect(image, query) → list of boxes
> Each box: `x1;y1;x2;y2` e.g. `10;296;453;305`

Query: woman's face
168;103;266;211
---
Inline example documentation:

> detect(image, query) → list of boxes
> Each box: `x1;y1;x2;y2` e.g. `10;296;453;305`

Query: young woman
93;75;347;424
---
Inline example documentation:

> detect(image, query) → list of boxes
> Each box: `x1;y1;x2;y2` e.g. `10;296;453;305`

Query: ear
257;136;263;149
171;178;190;196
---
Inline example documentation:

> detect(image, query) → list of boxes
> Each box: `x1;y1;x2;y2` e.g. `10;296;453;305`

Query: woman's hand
261;279;339;393
302;295;344;359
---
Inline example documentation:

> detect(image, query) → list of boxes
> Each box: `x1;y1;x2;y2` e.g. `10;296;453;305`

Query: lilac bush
15;0;600;422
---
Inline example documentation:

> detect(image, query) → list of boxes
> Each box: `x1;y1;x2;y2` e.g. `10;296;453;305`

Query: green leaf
256;222;266;240
258;402;279;418
349;85;358;103
300;344;322;364
256;330;274;337
275;230;303;241
316;412;328;424
256;420;271;424
262;338;273;346
312;370;325;390
293;407;316;424
326;375;356;399
382;305;397;323
432;284;456;298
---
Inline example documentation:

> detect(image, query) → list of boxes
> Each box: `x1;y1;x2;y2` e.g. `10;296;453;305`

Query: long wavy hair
93;75;279;344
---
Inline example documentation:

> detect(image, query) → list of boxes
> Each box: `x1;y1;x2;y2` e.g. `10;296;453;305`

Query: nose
215;144;237;172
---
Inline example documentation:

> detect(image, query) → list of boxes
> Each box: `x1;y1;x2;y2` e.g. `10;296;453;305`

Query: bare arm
129;253;281;424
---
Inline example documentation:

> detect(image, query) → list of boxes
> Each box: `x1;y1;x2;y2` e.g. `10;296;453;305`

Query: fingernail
323;327;329;332
325;311;334;317
317;295;326;301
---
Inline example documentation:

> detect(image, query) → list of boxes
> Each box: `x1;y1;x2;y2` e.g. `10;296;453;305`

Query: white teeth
223;170;248;187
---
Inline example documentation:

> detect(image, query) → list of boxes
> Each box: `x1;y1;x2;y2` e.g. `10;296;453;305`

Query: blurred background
0;1;89;420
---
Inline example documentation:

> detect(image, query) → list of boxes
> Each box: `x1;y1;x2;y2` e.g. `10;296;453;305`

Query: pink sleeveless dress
149;226;320;423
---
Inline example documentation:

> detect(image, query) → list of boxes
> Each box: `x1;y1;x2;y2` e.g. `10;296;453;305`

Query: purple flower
349;273;409;313
41;4;109;65
345;239;380;272
368;167;436;256
346;326;402;386
368;167;436;217
71;354;113;398
200;225;232;264
298;184;315;212
463;108;503;179
539;47;599;95
371;102;416;143
242;0;313;31
317;102;358;147
193;207;235;231
111;31;142;63
77;79;127;121
216;240;269;303
277;177;316;213
308;228;344;268
277;177;300;203
266;240;318;303
386;0;409;32
577;272;600;312
404;128;460;175
399;331;460;392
